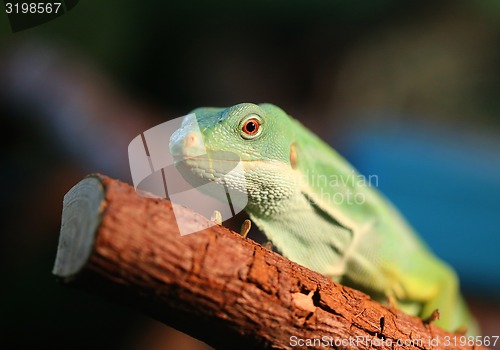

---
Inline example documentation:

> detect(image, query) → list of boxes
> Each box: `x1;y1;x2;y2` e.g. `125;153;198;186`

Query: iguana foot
262;241;273;250
454;325;467;335
424;309;440;324
211;210;222;225
240;219;251;238
386;294;398;309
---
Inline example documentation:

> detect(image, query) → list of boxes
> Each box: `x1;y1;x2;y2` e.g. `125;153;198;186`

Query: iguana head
169;103;300;212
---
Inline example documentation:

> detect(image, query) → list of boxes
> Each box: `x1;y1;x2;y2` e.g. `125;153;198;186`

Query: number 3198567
5;2;62;14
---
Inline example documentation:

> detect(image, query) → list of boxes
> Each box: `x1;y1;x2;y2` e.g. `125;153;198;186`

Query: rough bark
53;174;485;350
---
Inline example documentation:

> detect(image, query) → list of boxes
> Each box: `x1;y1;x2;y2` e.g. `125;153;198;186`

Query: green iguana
169;102;479;335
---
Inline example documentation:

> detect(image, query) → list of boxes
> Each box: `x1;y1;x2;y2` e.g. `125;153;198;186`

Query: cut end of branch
53;176;105;280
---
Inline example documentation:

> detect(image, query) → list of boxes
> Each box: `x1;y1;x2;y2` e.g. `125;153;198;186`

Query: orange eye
242;118;260;135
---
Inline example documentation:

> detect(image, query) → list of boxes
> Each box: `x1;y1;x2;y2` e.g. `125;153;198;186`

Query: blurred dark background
1;1;499;349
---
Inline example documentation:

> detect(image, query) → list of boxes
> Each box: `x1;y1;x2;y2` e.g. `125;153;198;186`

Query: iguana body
169;103;478;335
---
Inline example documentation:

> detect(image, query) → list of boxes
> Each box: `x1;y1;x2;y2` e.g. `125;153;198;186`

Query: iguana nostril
185;132;198;148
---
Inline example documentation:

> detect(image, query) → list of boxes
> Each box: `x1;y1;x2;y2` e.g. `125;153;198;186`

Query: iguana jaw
173;153;298;208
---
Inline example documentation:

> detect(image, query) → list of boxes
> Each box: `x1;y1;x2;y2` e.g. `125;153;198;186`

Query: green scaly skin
169;102;479;335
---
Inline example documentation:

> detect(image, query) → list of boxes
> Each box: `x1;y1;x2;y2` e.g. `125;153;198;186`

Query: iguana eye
239;114;263;139
243;119;259;135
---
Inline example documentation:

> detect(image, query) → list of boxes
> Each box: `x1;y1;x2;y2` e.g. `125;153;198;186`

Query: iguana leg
417;269;479;335
211;210;222;225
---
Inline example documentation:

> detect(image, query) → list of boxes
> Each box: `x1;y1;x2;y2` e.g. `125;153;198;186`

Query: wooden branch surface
53;175;485;350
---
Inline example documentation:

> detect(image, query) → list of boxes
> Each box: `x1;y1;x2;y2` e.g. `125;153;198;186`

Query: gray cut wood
53;174;485;350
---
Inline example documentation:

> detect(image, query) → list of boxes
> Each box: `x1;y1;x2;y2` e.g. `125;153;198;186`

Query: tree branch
53;174;484;350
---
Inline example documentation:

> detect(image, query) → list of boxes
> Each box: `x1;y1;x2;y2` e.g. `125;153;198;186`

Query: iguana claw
262;241;274;250
211;210;222;225
240;219;251;238
424;309;440;324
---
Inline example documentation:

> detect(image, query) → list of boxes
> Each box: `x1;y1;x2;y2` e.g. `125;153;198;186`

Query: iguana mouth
172;150;242;166
172;152;246;185
172;155;240;163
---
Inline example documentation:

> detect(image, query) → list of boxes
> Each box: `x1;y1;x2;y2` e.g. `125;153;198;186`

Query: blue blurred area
341;120;500;296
